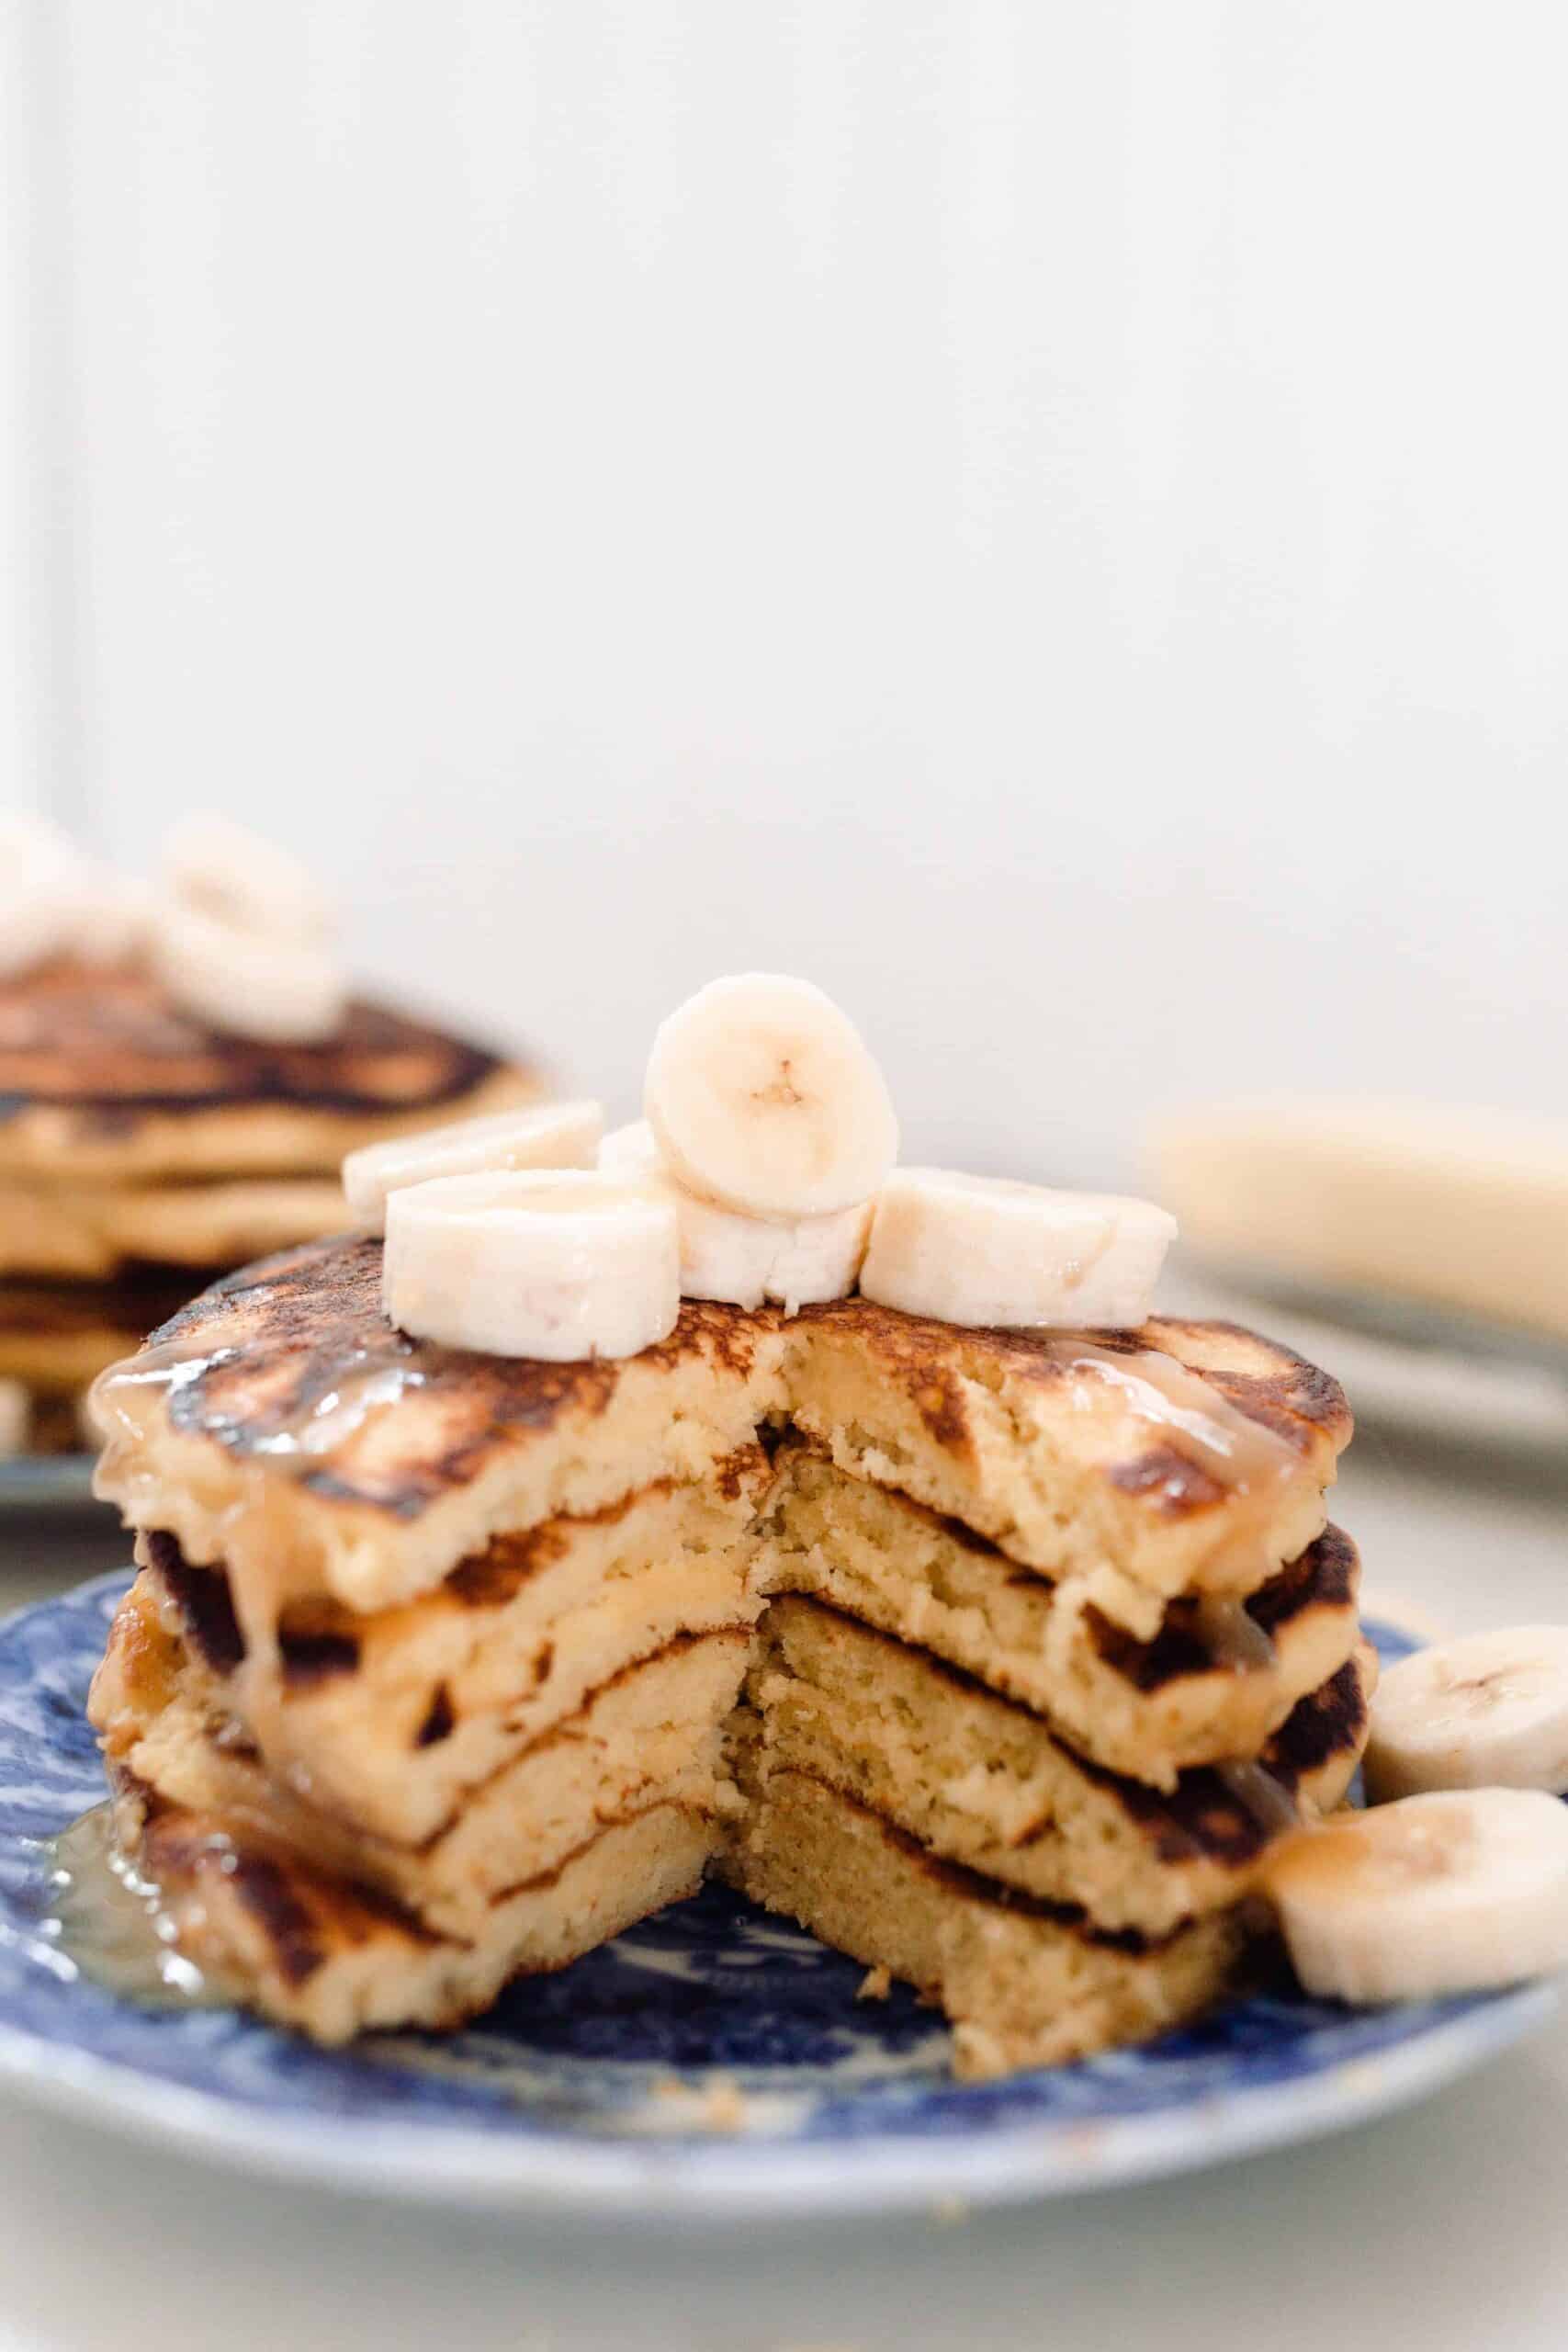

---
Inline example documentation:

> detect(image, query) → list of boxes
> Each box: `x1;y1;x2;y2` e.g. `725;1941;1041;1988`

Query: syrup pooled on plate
44;1803;235;2012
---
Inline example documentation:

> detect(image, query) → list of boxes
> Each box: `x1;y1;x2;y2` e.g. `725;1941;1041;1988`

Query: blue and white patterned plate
0;1575;1552;2216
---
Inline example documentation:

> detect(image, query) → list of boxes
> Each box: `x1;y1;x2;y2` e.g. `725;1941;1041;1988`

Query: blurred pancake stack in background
0;814;542;1456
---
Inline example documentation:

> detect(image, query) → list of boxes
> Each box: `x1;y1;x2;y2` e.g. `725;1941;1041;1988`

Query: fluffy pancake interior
713;1766;1254;2080
741;1596;1373;1938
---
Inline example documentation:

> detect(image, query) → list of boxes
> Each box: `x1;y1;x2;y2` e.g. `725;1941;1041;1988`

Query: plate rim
0;1453;99;1513
0;1574;1556;2219
0;1979;1551;2218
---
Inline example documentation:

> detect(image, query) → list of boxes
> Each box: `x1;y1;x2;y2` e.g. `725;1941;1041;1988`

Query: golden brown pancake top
114;1232;1349;1529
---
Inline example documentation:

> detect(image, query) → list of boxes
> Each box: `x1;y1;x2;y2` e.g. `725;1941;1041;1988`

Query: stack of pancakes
89;1232;1370;2075
0;961;538;1448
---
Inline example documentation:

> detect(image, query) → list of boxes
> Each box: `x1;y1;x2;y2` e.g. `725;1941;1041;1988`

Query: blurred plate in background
0;1458;98;1518
1164;1261;1568;1456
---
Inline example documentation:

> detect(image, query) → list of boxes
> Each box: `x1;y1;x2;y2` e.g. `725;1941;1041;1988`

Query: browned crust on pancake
767;1595;1370;1874
1088;1524;1359;1691
126;1235;1346;1538
0;961;521;1121
137;1238;774;1514
143;1531;247;1675
120;1761;711;1984
1107;1445;1225;1513
744;1764;1168;1954
792;1298;1350;1462
123;1772;445;1981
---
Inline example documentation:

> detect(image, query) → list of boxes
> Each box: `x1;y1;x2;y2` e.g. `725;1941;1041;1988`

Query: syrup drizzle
1195;1594;1278;1673
42;1804;234;2011
1214;1758;1301;1836
1039;1337;1303;1581
1048;1340;1296;1492
90;1335;427;1467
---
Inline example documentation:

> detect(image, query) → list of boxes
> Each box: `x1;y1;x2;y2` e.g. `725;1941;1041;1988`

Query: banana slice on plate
1267;1788;1568;2003
152;901;346;1044
1364;1627;1568;1801
859;1169;1177;1329
382;1169;679;1361
644;972;898;1221
600;1119;872;1314
344;1102;604;1229
164;811;335;942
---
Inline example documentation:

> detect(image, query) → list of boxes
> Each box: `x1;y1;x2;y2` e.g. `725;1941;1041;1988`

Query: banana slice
344;1102;604;1230
382;1169;679;1361
164;812;335;942
0;816;82;978
644;973;898;1221
600;1120;873;1314
64;865;154;966
152;901;346;1044
1267;1788;1568;2003
859;1169;1177;1329
1364;1627;1568;1802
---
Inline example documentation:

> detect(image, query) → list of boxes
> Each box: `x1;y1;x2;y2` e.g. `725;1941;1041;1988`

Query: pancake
109;1771;714;2046
783;1299;1348;1636
739;1596;1374;1935
89;1233;1348;1640
0;958;540;1182
717;1769;1255;2079
96;1580;750;1939
0;1174;349;1280
94;1569;1368;2049
761;1450;1361;1785
0;1271;206;1394
85;1233;1367;2071
100;1462;770;1846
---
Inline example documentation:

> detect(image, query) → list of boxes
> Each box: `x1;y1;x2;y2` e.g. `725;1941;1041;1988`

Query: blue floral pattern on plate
0;1574;1551;2215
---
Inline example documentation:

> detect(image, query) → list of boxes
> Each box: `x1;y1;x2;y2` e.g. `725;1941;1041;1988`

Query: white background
6;1;1568;1170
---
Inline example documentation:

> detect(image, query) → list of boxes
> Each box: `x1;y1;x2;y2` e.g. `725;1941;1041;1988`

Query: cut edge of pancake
91;1237;1348;1637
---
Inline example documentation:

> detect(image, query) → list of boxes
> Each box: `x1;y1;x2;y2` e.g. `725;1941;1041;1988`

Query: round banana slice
1364;1627;1568;1802
64;865;154;966
382;1169;680;1361
0;816;82;978
1267;1788;1568;2003
344;1102;604;1230
152;901;346;1044
600;1120;873;1314
644;972;898;1221
164;811;335;942
859;1169;1177;1329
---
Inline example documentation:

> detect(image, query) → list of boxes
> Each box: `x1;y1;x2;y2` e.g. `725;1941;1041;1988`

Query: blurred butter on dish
1151;1098;1568;1344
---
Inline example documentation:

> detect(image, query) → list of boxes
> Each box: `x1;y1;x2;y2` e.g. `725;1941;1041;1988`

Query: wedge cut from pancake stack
89;1211;1368;2072
0;820;542;1449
